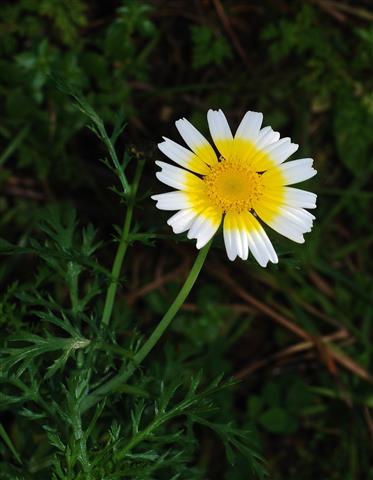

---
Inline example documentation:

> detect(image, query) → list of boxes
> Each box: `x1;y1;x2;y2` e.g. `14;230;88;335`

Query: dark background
1;1;373;478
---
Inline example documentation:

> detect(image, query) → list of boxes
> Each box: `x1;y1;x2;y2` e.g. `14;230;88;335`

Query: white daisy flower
152;110;317;267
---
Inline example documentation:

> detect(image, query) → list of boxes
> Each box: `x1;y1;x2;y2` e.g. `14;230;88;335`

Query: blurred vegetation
1;0;373;478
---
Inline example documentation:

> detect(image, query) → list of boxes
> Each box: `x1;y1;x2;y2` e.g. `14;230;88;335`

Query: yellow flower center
203;158;264;213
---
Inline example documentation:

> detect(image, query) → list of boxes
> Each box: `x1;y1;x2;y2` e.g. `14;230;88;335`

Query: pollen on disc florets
203;158;264;214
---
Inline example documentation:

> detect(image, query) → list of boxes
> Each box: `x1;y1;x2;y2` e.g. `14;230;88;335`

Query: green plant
1;1;373;478
0;96;266;479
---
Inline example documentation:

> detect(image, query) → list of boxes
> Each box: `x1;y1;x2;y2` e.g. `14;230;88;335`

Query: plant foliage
1;1;373;479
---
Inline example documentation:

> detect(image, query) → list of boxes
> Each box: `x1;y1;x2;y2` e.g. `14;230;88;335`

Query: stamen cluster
203;158;263;213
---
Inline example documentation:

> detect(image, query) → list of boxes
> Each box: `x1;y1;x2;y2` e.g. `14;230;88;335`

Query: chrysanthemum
152;110;317;266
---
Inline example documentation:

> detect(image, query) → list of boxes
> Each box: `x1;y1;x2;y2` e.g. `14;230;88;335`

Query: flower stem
101;158;144;327
82;240;212;412
101;206;133;327
133;240;212;365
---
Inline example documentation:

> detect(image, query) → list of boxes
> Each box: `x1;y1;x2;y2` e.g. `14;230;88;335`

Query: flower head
152;110;317;266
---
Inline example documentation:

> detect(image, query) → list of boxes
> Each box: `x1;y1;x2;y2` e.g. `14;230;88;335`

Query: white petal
155;161;202;191
255;126;281;149
284;187;317;209
245;213;278;267
256;228;278;264
257;201;313;235
249;215;278;264
247;232;268;267
195;221;219;249
261;188;317;212
235;111;263;143
262;138;299;166
286;206;315;222
255;203;306;243
239;225;249;260
223;217;237;261
207;109;233;158
232;229;245;260
187;210;221;249
278;206;314;232
167;209;197;234
233;215;249;260
175;118;217;166
223;213;250;261
158;137;210;175
152;191;191;211
268;216;305;243
276;158;317;185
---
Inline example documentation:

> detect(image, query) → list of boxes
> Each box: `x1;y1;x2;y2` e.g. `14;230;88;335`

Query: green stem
101;206;133;326
82;240;212;412
133;240;211;365
101;159;144;327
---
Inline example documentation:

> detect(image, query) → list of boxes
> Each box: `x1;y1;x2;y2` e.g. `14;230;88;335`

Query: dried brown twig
211;0;250;68
207;262;373;383
235;329;350;379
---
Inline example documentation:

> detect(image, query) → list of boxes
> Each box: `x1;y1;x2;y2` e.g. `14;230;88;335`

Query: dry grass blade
312;0;373;21
126;261;189;306
235;329;349;379
212;0;250;68
208;262;373;383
